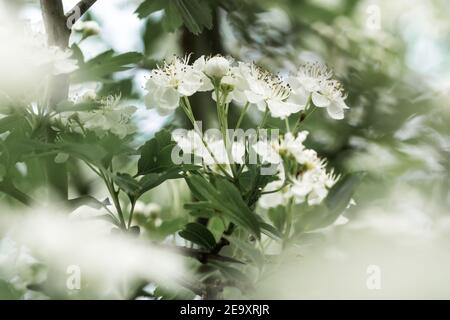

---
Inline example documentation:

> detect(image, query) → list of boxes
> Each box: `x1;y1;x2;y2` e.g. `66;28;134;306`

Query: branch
0;181;35;206
40;0;70;105
66;0;98;29
40;0;69;47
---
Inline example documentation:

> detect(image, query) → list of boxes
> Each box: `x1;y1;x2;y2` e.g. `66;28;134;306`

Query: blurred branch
0;181;35;206
66;0;98;28
39;0;70;104
40;0;69;47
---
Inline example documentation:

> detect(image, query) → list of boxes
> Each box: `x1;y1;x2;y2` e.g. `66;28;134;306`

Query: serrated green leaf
173;0;213;34
179;222;217;249
72;50;142;82
161;1;183;32
135;0;165;18
186;175;261;238
324;172;365;214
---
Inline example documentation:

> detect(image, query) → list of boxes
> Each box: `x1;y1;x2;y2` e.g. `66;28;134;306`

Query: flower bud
204;56;230;79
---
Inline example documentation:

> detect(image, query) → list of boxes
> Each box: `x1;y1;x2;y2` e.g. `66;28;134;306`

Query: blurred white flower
288;62;332;107
0;209;186;299
0;15;77;100
65;95;137;138
0;237;47;295
312;79;349;120
74;20;101;36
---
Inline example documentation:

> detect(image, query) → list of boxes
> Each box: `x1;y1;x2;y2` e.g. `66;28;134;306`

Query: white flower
0;18;78;100
70;96;137;138
258;179;291;209
144;55;211;115
253;131;309;164
287;62;332;107
48;47;78;75
172;130;246;173
291;166;338;205
312;79;349;120
240;63;303;119
202;55;231;79
0;237;47;293
254;131;338;206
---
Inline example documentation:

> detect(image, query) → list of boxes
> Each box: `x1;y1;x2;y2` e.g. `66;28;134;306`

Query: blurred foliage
1;0;449;300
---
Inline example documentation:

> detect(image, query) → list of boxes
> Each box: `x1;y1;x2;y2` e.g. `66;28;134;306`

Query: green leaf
267;205;287;233
114;173;141;195
173;0;213;34
161;1;183;32
55;100;102;113
0;115;27;134
186;175;261;238
297;172;365;231
259;221;282;239
72;50;142;82
137;130;176;175
179;222;217;250
135;0;213;35
135;0;165;18
324;172;365;214
66;195;110;211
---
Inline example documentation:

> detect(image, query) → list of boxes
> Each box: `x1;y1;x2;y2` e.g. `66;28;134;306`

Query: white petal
311;92;330;107
267;99;303;119
178;78;202;96
327;102;345;120
193;55;206;71
244;90;265;104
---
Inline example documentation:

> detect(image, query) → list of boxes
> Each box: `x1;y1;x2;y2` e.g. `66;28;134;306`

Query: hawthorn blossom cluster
255;131;338;207
144;55;349;120
63;94;137;139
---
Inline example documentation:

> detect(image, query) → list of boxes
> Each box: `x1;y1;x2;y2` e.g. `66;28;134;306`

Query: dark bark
181;9;224;128
40;0;70;105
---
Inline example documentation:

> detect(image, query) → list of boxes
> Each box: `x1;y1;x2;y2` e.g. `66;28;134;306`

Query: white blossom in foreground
0;237;47;296
0;210;186;299
144;55;211;115
0;16;77;100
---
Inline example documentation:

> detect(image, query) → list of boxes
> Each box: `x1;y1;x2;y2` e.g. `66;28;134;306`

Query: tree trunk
40;0;70;105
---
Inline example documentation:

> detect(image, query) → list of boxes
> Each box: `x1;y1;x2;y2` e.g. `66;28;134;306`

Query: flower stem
235;102;250;130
